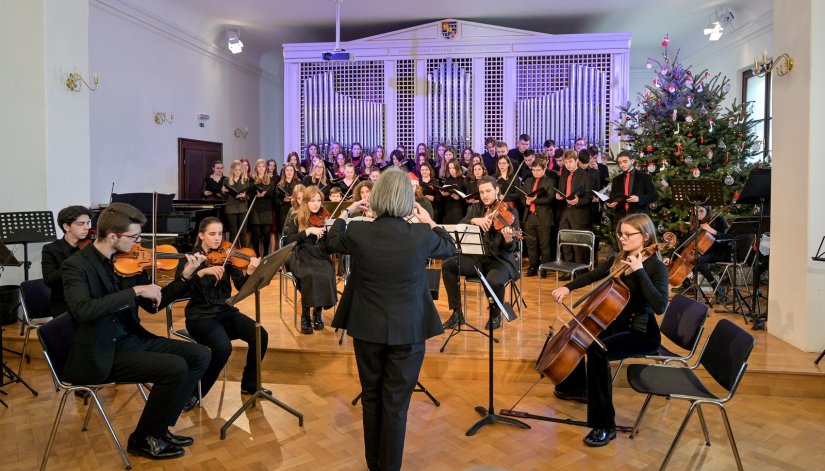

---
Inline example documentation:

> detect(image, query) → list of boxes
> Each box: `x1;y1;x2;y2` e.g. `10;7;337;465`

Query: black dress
420;177;442;222
440;175;467;224
282;216;337;309
275;179;300;232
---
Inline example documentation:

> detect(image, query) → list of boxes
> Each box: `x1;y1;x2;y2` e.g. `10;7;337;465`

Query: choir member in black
337;163;358;199
239;158;252;180
670;205;731;301
202;160;227;200
61;203;210;460
326;168;455;471
556;150;593;266
249;159;275;255
413;183;435;220
303;144;319;171
461;148;474;171
369;168;382;183
332;152;349;179
439;160;468;224
282;186;338;334
607;150;657;222
266;159;281;251
390;149;412;173
326;141;342;164
437;146;456;179
434;143;447;176
442;176;520;330
418;162;441;222
522;158;556;276
373;145;388;169
551;213;668;447
359;154;377;178
42;205;93;316
552;148;565;174
493;155;522;208
466;162;488;205
574;136;589;152
482;137;498;175
517;149;537;182
508;133;531;166
224;160;251;247
350;142;364;169
180;217;265;410
275;163;301;232
303;159;331;197
415;142;429;160
588;146;610;189
414;152;430;178
287;151;307;179
543;139;558;165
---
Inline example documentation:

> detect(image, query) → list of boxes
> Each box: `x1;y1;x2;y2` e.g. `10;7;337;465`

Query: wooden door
178;138;223;200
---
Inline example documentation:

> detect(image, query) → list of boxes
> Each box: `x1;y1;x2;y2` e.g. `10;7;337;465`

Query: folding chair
17;279;53;393
463;238;526;318
626;319;755;471
538;229;595;304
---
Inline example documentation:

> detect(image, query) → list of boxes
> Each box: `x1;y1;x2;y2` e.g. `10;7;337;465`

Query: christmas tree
613;35;762;236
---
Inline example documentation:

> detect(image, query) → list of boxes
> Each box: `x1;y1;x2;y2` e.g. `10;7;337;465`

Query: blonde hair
611;213;659;272
296;186;325;231
252;159;272;185
228;160;247;185
290;184;306;212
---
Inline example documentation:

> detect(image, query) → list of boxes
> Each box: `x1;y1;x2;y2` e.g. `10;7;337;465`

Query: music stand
0;212;57;281
438;224;497;353
466;267;529;436
735;168;771;329
670;180;725;304
718;218;759;322
813;236;825;364
220;242;303;439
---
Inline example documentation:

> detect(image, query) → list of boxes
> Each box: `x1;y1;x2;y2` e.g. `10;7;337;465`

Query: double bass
536;235;675;384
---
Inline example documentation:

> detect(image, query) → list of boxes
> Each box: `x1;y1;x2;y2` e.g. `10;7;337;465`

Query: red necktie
566;172;573;197
624;171;631;211
530;178;539;213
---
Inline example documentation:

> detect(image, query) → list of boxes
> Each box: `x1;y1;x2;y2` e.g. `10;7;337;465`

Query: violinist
441;176;519;330
556;150;593;268
440;160;468;224
670;205;731;301
607;151;657;222
282;186;337;335
522;158;556;277
61;202;210;460
224;160;250;247
179;216;264;410
42;205;93;316
551;213;668;447
201;160;227;200
249;159;275;255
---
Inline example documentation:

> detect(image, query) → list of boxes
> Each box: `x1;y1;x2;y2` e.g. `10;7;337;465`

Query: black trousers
442;255;509;317
353;339;425;471
524;216;551;269
556;327;660;429
108;335;210;439
186;310;268;395
697;251;728;284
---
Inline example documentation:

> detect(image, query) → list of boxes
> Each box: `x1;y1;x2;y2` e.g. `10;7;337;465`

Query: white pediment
356;18;546;43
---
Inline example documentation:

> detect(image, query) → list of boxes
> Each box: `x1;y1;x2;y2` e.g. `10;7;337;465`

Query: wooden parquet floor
2;265;825;470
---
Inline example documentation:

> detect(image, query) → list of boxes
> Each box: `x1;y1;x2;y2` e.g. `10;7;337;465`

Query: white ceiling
130;0;772;69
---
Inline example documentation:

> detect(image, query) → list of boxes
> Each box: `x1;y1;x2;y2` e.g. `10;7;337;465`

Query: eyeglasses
616;231;642;240
117;232;142;242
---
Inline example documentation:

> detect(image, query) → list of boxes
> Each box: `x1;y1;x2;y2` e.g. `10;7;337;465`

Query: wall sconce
752;51;794;77
153;112;175;124
227;27;243;54
234;127;249;138
66;70;99;92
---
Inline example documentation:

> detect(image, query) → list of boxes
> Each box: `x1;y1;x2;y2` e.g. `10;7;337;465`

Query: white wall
88;0;262;205
260;51;284;161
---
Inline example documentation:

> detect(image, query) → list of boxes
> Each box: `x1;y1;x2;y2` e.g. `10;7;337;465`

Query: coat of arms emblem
441;20;458;40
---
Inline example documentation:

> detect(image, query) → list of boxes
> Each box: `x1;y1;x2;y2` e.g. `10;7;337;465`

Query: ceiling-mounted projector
322;50;354;61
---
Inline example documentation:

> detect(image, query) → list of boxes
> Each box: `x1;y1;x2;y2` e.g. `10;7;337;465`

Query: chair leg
40;391;71;471
630;393;653;438
197;380;203;408
715;403;744;471
137;383;149;402
89;391;132;470
82;389;96;431
611;359;624;385
660;402;699;471
696;403;711;446
462;278;467;318
17;325;31;377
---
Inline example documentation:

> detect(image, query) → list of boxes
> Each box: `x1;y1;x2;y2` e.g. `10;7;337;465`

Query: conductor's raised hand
347;199;367;215
551;286;570;303
412;202;435;226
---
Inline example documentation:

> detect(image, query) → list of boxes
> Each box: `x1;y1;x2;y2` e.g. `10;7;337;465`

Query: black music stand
670;180;725;304
0;211;57;281
718;218;759;322
813;237;825;364
220;242;303;439
439;224;497;353
466;267;529;436
736;168;771;329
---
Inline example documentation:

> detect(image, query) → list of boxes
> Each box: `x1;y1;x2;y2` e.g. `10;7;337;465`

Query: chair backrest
165;298;190;334
660;295;708;352
555;229;595;263
37;313;75;381
19;279;52;322
699;319;755;392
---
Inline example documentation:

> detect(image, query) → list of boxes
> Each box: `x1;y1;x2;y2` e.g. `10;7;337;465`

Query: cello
536;234;676;384
667;205;732;287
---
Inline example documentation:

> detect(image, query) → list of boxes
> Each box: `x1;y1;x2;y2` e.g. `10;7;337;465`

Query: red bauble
738;132;743;138
687;132;693;137
646;145;654;153
699;136;704;144
655;132;660;137
709;103;715;109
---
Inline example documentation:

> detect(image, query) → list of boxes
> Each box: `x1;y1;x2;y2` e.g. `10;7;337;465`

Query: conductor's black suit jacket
326;217;456;345
61;244;188;385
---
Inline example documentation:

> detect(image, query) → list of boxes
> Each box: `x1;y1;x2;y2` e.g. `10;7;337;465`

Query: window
742;69;772;162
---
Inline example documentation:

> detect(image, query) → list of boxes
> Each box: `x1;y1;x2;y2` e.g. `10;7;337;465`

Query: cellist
550;213;668;447
670;205;731;301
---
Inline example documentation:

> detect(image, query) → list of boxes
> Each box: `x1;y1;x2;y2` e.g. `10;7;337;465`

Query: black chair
17;279;53;392
38;314;146;470
612;294;708;383
462;238;526;318
627;319;754;471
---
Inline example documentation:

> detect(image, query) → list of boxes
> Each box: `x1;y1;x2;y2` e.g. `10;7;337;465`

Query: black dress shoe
442;311;463;329
553;389;588;404
127;435;184;460
312;310;325;330
583;427;616;447
525;268;538;277
241;387;272;395
182;396;198;412
165;431;194;447
485;315;502;330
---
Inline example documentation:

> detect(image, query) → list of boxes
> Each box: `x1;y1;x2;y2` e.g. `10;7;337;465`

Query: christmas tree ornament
724;174;735;185
662;34;669;47
674;123;680;134
650;203;657;210
706;148;714;159
724;151;730;165
699;135;704;144
671;109;677;121
685;114;694;123
646;59;653;69
648;162;656;173
684;155;692;164
686;95;693;107
687;132;693;137
708;120;715;133
697;83;704;92
724;83;732;92
660;179;669;189
636;126;645;135
661;66;669;75
653;77;659;87
733;165;741;173
668;83;676;93
700;105;708;116
657;223;666;233
646;145;654;153
718;141;727;151
675;143;683;156
692;167;700;178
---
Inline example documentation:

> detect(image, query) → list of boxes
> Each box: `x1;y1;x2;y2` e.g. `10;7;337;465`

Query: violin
76;227;97;249
484;201;524;239
113;244;187;277
536;234;676;384
205;240;257;269
309;207;331;228
667;205;733;287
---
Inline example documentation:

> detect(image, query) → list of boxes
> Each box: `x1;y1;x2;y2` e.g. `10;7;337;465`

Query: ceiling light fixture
227;27;243;54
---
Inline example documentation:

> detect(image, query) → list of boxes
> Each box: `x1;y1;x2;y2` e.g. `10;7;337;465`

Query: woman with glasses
550;213;668;448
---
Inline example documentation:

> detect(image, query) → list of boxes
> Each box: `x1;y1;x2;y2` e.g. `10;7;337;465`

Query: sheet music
439;224;485;255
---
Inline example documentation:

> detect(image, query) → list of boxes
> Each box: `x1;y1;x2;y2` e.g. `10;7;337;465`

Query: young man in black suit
61;203;210;460
522;158;556;276
507;133;531;166
556;150;593;266
481;137;498;176
607;150;658;223
41;205;93;316
442;176;520;330
327;168;455;471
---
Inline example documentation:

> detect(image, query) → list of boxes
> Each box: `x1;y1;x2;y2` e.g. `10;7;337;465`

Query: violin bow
555;300;607;351
330;179;356;218
215;194;258;285
151;191;158;285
